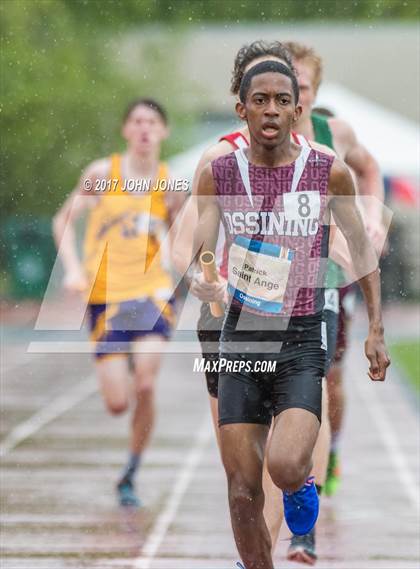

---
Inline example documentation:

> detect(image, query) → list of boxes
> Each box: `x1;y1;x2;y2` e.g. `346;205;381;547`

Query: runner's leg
96;355;130;415
311;381;331;488
325;287;354;494
286;389;328;565
325;362;345;496
131;335;167;455
267;408;320;493
208;394;221;447
328;363;345;448
220;423;273;569
262;428;284;552
286;306;336;563
96;355;140;505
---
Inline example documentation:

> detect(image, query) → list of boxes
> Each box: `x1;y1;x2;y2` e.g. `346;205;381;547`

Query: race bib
228;236;294;314
324;288;340;314
321;321;328;351
283;191;320;221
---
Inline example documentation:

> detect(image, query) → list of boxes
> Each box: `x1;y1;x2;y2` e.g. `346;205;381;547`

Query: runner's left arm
330;118;385;251
328;158;390;381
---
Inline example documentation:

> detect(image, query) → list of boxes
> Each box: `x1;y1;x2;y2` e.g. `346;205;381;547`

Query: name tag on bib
283;191;320;221
228;236;294;314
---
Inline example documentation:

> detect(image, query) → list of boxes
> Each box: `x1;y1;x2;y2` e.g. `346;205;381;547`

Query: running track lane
1;306;419;568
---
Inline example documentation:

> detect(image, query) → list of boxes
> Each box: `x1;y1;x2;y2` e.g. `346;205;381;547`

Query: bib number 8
298;193;311;218
283;191;320;221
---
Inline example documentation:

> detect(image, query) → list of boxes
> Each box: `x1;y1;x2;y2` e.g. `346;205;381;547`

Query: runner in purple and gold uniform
54;99;184;507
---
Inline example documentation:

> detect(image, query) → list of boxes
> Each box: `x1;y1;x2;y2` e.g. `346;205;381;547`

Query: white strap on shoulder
234;148;253;207
234;134;248;150
296;133;310;148
290;144;311;193
235;143;311;200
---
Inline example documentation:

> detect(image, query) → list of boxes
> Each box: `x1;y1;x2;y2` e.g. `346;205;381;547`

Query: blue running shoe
117;478;141;508
283;476;319;536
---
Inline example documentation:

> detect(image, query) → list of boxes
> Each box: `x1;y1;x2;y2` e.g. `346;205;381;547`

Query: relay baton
199;251;225;318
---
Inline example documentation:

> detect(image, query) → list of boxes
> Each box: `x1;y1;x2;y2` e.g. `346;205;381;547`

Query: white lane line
133;415;213;569
355;379;420;511
0;375;97;457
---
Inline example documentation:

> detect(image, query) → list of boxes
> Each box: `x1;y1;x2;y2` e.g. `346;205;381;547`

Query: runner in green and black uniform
311;112;348;375
311;110;356;497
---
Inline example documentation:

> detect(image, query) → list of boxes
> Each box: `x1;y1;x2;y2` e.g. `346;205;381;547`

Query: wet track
1;302;419;568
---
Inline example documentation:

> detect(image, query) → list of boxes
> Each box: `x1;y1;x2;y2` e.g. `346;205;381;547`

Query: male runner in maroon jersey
173;41;334;554
194;60;389;569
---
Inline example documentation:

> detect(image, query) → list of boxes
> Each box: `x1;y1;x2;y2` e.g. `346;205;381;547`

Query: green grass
390;340;420;392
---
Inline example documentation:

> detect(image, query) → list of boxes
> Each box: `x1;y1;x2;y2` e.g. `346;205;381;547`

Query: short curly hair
231;40;294;96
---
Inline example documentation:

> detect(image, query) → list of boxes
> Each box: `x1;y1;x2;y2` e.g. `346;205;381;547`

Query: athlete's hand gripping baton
200;251;225;318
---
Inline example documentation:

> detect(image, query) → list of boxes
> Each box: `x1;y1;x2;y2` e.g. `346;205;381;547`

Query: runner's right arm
193;163;221;274
172;141;231;301
52;158;109;293
172;140;232;275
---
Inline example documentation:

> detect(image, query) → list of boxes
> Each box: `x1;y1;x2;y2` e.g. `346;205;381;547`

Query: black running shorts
196;303;224;398
218;309;326;426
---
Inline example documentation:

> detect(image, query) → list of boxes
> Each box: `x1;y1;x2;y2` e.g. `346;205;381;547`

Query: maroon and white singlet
212;146;334;317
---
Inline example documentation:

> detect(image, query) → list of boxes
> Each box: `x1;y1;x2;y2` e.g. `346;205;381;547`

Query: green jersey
311;113;346;289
